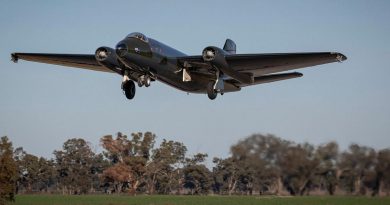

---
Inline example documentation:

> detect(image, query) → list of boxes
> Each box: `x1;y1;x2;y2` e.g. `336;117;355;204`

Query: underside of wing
175;52;346;78
226;52;347;76
11;53;114;73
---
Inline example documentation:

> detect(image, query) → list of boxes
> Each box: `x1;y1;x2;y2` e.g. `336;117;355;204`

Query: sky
0;0;389;162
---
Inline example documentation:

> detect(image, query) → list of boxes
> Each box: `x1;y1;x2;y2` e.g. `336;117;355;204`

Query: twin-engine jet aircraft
11;32;347;100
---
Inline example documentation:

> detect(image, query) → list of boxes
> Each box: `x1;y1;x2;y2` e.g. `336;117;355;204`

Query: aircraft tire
123;80;136;100
137;78;143;87
207;81;217;100
144;76;151;87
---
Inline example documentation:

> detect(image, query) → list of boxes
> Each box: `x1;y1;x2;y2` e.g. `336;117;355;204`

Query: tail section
223;39;236;54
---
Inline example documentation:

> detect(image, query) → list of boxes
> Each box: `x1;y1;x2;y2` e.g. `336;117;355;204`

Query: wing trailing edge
227;72;303;87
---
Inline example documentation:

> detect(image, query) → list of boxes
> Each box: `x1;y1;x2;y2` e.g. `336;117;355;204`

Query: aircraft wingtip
11;53;18;63
334;52;347;62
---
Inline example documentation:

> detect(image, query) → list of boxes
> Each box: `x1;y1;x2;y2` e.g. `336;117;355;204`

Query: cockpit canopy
126;32;148;42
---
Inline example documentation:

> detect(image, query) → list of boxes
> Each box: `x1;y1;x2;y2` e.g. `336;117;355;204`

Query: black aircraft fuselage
12;32;347;100
114;34;207;93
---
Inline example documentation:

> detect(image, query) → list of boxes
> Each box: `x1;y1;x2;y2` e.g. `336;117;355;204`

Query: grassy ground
13;195;390;205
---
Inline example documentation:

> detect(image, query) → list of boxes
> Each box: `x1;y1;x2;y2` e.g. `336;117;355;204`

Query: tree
54;138;96;194
0;136;17;203
14;147;57;194
90;153;110;193
278;143;320;195
230;134;291;195
373;149;390;196
147;139;187;194
338;144;376;195
315;142;339;195
14;148;41;193
212;157;240;195
101;132;156;194
183;153;212;195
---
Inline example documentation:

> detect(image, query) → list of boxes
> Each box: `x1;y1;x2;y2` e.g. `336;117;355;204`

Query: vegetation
0;136;17;203
1;132;390;204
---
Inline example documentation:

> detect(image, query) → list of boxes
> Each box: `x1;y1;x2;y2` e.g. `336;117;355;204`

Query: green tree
90;153;110;193
54;138;96;194
213;157;240;195
183;153;212;195
315;142;339;195
338;144;376;195
0;136;17;203
373;148;390;196
230;134;290;195
147;139;187;194
14;148;54;193
279;143;320;195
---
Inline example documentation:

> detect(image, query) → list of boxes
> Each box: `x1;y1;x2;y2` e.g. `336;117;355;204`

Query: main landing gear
207;79;224;100
207;70;224;100
122;80;136;100
207;81;218;100
121;73;136;100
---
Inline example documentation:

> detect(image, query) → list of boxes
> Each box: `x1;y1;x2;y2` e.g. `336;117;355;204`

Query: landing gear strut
207;70;224;100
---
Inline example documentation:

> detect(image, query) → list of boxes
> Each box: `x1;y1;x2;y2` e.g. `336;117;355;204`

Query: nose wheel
122;80;136;100
137;75;152;87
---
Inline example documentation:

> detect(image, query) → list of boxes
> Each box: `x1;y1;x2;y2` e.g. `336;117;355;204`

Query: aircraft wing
175;52;346;78
11;53;114;73
225;72;303;87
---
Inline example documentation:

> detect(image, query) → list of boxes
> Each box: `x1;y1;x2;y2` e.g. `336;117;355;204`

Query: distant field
14;195;390;205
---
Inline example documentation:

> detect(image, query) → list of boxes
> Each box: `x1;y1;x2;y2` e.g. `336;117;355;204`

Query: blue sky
0;0;389;161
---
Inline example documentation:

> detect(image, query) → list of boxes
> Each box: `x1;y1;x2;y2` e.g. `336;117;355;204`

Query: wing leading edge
11;53;113;73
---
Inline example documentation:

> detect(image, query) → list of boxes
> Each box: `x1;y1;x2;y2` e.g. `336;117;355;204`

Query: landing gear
144;76;151;87
207;81;217;100
137;75;151;87
122;80;136;100
207;70;224;100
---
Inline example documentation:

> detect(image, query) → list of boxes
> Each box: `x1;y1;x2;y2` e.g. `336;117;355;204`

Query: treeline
1;132;390;200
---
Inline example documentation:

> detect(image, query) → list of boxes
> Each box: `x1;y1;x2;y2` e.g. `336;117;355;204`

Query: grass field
13;195;390;205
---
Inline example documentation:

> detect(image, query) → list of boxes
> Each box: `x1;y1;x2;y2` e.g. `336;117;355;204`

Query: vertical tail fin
223;39;236;54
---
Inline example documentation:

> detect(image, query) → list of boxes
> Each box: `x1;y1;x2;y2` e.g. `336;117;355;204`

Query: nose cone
116;42;128;57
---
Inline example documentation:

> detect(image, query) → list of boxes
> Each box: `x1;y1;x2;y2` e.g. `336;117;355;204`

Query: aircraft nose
116;42;128;57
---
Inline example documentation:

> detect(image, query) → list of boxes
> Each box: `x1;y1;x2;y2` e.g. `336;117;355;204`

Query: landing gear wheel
122;80;136;100
144;76;151;87
207;81;217;100
137;78;143;87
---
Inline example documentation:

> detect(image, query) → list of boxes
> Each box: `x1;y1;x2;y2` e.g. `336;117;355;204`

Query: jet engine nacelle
202;46;253;84
95;46;123;74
